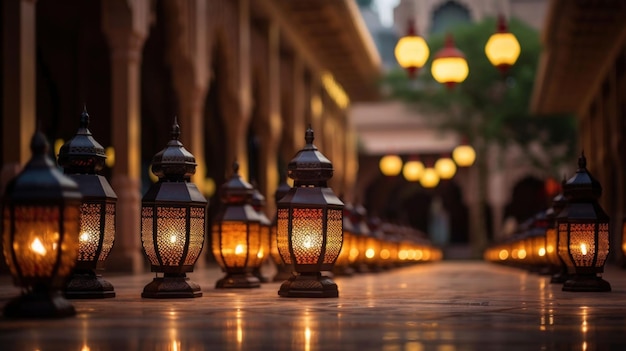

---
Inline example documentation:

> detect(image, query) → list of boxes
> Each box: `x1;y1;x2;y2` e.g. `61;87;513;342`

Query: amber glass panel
78;203;102;262
59;205;80;279
558;223;574;269
277;209;292;264
251;224;270;268
184;206;205;266
99;203;116;262
155;207;187;266
568;223;597;267
211;223;224;267
335;231;352;266
291;208;323;265
270;224;282;264
246;222;262;268
596;222;609;268
141;207;157;265
545;228;559;265
213;221;249;268
324;209;343;265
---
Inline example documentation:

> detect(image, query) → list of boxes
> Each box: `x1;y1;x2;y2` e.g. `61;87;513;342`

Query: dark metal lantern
212;162;262;288
270;178;293;282
140;118;207;298
2;130;82;318
251;185;271;283
277;127;344;298
58;107;117;299
557;153;611;292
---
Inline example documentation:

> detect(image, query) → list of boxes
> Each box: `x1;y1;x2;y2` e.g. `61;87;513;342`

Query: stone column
1;0;36;193
102;0;151;273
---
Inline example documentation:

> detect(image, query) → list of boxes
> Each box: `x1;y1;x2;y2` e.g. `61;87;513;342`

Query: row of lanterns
1;109;440;318
394;15;521;85
378;142;476;186
484;153;611;292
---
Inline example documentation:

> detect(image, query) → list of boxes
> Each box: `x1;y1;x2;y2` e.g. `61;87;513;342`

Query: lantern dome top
563;152;602;201
220;162;254;204
5;129;82;204
251;182;266;208
288;127;333;186
58;106;107;174
150;117;197;181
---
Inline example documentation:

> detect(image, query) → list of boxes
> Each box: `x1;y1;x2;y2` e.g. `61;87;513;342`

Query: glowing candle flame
538;248;546;257
235;244;244;255
303;236;312;249
170;235;177;244
257;249;264;259
30;237;47;256
80;233;90;242
581;243;588;255
365;248;375;259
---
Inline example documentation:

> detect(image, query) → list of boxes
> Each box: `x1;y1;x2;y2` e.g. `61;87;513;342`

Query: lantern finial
171;116;181;141
57;107;107;174
232;161;240;174
305;125;314;145
30;129;49;156
578;150;586;169
80;105;89;129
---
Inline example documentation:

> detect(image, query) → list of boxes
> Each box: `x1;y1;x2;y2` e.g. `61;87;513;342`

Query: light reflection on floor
1;262;626;350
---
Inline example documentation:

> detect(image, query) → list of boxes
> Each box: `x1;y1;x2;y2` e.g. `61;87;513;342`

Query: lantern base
562;275;611;292
253;268;270;283
4;290;75;319
215;273;260;289
65;270;115;299
141;273;202;298
278;272;338;298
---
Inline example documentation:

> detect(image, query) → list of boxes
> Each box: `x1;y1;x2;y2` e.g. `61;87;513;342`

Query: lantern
379;154;403;176
277;127;344;298
333;203;356;276
58;107;117;299
431;33;469;89
545;179;568;283
434;156;457;180
452;143;476;167
402;159;424;182
251;185;271;283
485;15;521;75
419;167;440;188
2;130;82;318
270;178;293;282
212;162;262;289
394;20;429;78
557;153;610;292
352;204;372;273
141;119;207;298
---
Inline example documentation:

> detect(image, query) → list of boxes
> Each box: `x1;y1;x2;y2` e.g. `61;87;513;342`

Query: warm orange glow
365;248;376;259
498;249;509;260
379;155;403;176
30;237;47;256
518;249;527;260
580;243;588;256
538;247;546;257
235;244;244;255
380;249;390;260
485;32;520;68
105;146;115;168
419;168;440;188
431;57;469;85
394;36;429;73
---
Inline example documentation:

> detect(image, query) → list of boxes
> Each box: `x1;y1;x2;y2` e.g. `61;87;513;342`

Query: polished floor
1;261;626;350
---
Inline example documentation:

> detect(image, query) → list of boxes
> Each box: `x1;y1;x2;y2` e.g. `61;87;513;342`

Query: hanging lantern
420;167;440;188
434;156;457;180
58;107;117;299
545;179;568;283
251;185;271;283
557;153;610;292
485;15;521;75
452;142;476;167
212;162;262;288
402;159;424;182
2;129;82;318
379;154;403;176
270;178;293;282
277;127;344;298
431;33;469;89
394;20;429;78
141;118;207;298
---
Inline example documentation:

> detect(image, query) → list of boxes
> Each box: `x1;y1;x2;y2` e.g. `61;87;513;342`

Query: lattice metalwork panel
596;222;609;267
211;223;225;268
545;228;559;265
253;224;271;266
323;209;342;264
78;203;102;262
558;223;574;269
277;209;292;264
291;208;323;265
569;223;597;267
156;207;187;266
270;224;281;264
213;222;249;268
98;203;116;262
141;207;157;265
60;206;80;278
246;222;262;268
184;207;205;266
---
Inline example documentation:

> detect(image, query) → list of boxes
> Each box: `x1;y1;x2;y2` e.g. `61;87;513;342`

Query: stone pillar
1;0;36;193
102;0;151;273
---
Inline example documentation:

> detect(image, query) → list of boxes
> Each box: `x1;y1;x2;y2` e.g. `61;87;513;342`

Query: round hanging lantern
452;143;476;167
3;129;82;318
556;153;610;292
431;33;469;89
419;167;440;188
434;156;457;179
394;20;429;78
402;159;424;182
212;162;262;289
140;118;207;298
379;154;403;176
58;107;117;299
485;15;521;75
277;127;344;298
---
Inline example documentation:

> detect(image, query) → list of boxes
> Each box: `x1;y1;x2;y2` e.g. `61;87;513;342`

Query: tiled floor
1;261;626;350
